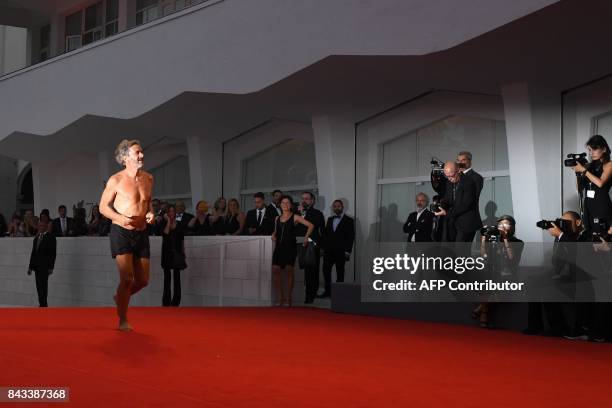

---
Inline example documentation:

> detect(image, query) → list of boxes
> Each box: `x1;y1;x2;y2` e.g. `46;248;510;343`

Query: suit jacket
295;207;325;244
29;232;57;272
51;217;75;237
245;207;275;235
403;209;434;242
267;203;282;217
464;168;484;195
322;214;355;255
176;212;194;234
444;175;483;233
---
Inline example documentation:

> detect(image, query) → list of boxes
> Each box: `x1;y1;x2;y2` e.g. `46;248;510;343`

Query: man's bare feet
118;320;134;332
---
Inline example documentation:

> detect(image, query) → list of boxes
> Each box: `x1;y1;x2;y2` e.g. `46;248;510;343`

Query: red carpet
1;307;611;407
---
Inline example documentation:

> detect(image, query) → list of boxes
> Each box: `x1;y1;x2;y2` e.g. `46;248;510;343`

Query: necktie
61;218;66;235
36;233;44;251
257;210;262;226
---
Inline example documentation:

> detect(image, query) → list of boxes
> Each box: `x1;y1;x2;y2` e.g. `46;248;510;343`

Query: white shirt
256;207;266;225
60;217;67;235
411;208;427;242
462;167;472;174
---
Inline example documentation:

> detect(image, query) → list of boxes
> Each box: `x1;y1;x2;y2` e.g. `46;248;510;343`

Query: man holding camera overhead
433;162;482;242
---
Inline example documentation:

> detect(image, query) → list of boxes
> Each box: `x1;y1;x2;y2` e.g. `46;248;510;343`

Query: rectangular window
105;0;119;36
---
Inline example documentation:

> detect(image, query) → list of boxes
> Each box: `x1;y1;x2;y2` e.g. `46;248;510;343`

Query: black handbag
298;241;317;269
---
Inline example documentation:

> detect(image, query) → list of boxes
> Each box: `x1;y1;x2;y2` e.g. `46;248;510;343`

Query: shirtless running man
99;139;155;331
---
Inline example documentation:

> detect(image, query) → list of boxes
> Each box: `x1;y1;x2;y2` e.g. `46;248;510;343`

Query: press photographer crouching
472;215;524;328
433;162;482;242
524;211;589;337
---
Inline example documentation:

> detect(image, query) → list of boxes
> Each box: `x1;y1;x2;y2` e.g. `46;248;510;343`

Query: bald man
434;161;482;242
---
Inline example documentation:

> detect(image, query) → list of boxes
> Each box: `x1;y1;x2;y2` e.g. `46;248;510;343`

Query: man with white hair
100;139;155;332
403;192;434;242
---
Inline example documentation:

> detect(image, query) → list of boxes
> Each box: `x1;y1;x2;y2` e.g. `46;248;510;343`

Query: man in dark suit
456;151;484;195
51;204;75;237
434;162;482;242
268;189;283;217
403;192;434;242
320;199;355;298
175;201;194;234
296;191;325;303
28;220;57;307
245;192;275;235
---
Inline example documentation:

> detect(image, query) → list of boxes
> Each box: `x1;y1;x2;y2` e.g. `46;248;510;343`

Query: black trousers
163;269;181;306
34;270;49;307
304;247;321;300
322;252;345;295
527;302;569;334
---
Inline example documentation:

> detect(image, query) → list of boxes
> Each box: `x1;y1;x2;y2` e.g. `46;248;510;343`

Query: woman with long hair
225;198;246;235
271;195;313;306
161;205;186;306
23;209;38;237
572;134;612;231
88;204;111;236
210;197;227;235
188;200;212;235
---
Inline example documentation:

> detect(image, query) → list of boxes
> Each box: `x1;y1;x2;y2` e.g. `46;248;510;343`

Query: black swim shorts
109;223;150;259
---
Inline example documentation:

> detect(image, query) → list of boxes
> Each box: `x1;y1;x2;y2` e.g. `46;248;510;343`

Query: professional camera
480;225;501;242
592;218;610;242
430;157;445;177
536;218;573;233
564;152;588;167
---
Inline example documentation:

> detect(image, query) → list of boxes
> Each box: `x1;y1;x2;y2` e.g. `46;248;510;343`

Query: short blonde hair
114;139;141;165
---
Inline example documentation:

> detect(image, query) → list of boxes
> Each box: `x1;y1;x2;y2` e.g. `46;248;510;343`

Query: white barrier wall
0;236;305;307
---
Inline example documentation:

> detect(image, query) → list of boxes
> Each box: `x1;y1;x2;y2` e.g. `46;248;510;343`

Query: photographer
588;224;612;342
432;151;484;196
570;135;612;231
473;215;524;328
434;162;482;242
524;211;588;337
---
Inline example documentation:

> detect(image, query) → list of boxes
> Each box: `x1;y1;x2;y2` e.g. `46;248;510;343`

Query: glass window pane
137;0;158;9
106;0;119;22
377;184;414;242
85;2;103;31
65;11;82;36
242;139;317;191
381;131;416;178
151;156;191;197
105;21;118;37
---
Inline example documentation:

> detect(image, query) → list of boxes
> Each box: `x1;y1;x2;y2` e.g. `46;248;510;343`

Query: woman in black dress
224;198;246;235
161;205;186;306
572;135;612;231
188;200;212;236
271;195;313;306
210;197;227;235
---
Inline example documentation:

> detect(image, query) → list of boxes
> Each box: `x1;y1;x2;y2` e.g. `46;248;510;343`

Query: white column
187;136;222;209
501;82;547;242
311;115;355;217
